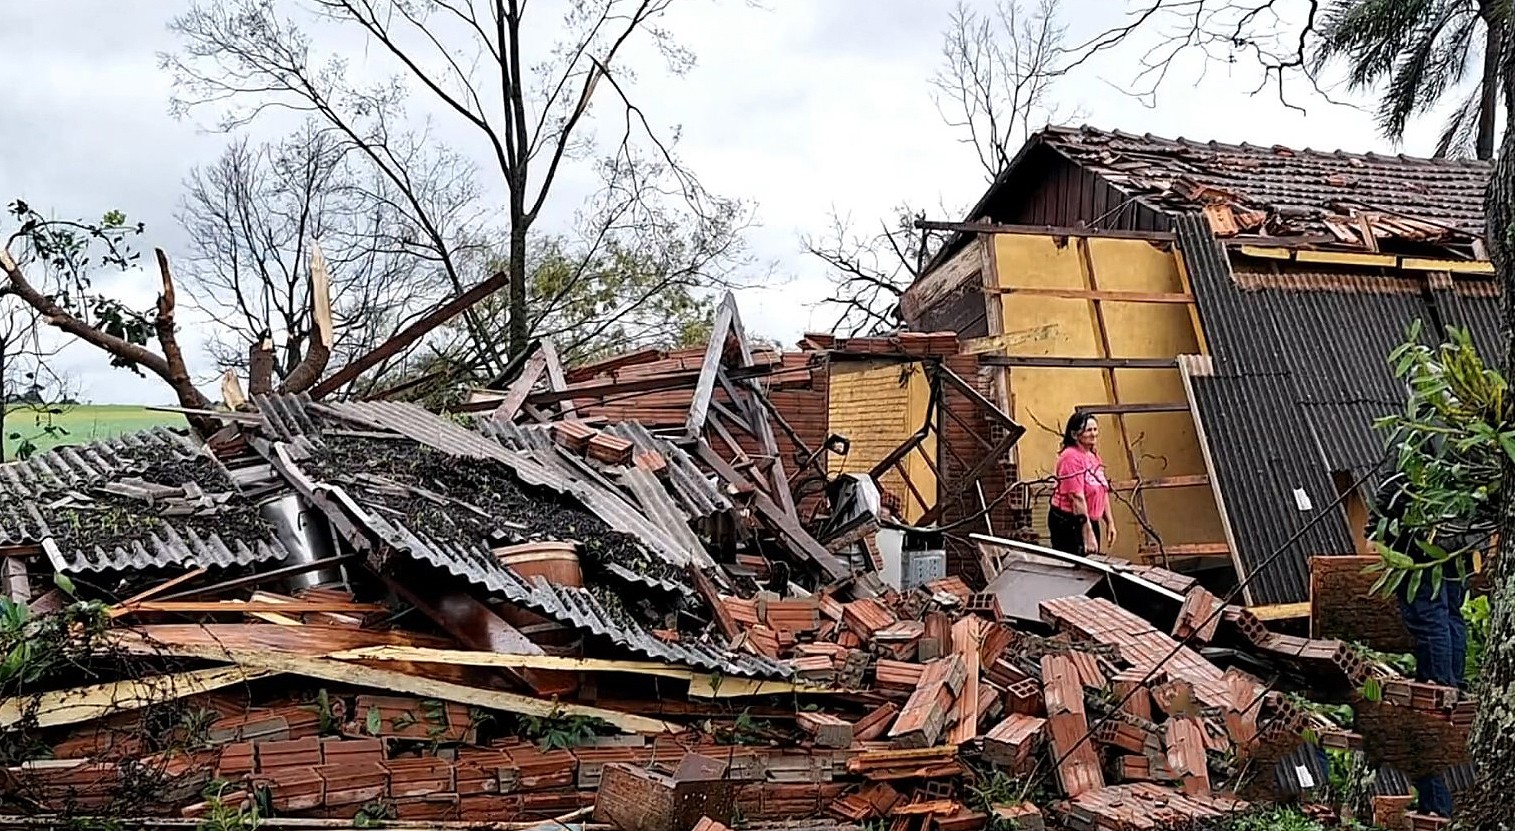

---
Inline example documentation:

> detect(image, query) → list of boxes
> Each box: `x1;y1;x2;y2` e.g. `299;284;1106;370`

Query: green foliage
1310;0;1496;156
1464;592;1491;682
6;202;154;374
517;709;612;751
195;781;261;831
352;798;398;828
1367;322;1504;600
1219;807;1331;831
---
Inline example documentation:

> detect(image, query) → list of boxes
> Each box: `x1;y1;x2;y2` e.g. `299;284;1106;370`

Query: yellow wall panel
828;361;937;522
989;233;1226;563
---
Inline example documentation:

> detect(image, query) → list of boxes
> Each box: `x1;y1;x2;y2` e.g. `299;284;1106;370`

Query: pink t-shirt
1052;446;1109;521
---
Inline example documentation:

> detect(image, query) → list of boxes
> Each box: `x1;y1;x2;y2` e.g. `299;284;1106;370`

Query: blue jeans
1399;573;1467;816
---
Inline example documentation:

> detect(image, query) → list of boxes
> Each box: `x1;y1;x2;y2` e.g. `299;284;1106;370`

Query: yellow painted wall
827;360;938;523
991;234;1226;560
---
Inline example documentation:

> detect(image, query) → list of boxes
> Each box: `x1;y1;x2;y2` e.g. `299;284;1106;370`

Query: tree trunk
507;223;530;357
1478;11;1502;161
1461;62;1515;826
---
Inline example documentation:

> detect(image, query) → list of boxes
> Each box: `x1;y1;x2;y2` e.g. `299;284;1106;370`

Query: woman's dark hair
1061;411;1094;449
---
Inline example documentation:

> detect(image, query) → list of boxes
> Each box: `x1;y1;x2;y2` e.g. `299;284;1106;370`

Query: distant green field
2;405;184;461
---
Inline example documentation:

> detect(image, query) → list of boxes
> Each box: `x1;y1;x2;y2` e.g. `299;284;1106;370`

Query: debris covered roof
970;124;1491;255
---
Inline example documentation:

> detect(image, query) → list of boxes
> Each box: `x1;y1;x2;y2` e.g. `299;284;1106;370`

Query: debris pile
0;297;1474;831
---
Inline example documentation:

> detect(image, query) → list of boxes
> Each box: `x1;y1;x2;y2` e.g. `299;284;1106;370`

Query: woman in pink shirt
1048;411;1115;556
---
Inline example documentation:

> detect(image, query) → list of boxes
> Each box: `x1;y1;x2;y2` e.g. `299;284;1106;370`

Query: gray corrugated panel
602;562;694;597
1272;743;1330;796
383;518;784;677
620;466;709;557
0;427;290;573
47;525;291;573
1187;371;1354;605
1437;287;1505;360
603;422;731;517
469;418;714;569
314;399;707;569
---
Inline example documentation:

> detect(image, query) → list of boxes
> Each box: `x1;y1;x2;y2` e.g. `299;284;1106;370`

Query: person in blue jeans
1369;472;1470;817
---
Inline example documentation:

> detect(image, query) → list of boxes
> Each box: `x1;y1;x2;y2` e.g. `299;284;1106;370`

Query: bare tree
815;0;1067;334
164;0;742;374
807;206;948;337
934;0;1069;179
179;122;474;392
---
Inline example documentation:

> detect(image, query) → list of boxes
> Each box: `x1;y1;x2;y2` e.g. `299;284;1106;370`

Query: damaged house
902;125;1499;615
0;128;1485;831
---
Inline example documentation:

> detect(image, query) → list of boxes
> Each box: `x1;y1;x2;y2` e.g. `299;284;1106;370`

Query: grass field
2;404;184;460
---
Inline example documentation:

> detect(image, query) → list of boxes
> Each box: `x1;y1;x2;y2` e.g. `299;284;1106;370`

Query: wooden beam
1076;402;1190;415
692;442;850;580
491;344;547;423
1111;474;1211;490
113;600;387;616
158;556;354;601
107;568;208;618
1401;257;1494;275
979;356;1179;369
1292;249;1398;268
1178;354;1253;606
312;270;509;398
539;340;576;419
0;665;275;730
1234;245;1293;261
685;296;737;442
1139;543;1230;558
1247;601;1312;621
916;219;1175;242
986;286;1194;304
146;645;677;734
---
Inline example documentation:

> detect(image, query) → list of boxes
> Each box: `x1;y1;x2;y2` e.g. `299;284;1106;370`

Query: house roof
971;125;1490;254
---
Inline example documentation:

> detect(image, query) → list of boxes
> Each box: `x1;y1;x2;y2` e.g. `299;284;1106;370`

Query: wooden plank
491;346;548;423
539;340;577;419
158;556;354;601
947;617;985;746
312;270;509;398
1139;543;1230;557
1234;244;1294;260
1111;474;1210;490
690;565;742;640
1076;402;1190;415
986;286;1194;304
0;665;275;729
1401;257;1494;274
916;219;1175;242
684;297;737;442
113;600;386;616
1079;237;1141;504
960;325;1059;356
1293;249;1399;268
1173;246;1211;356
1177;354;1253;605
142;646;677;734
979;356;1178;369
692;442;849;580
1248;601;1312;621
109;568;209;614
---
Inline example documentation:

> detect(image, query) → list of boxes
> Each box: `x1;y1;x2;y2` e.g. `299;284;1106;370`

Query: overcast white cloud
0;1;1449;405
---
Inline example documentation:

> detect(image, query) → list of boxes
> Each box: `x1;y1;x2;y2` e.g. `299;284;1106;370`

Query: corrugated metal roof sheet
259;395;714;571
1178;217;1359;605
359;511;786;678
0;427;289;573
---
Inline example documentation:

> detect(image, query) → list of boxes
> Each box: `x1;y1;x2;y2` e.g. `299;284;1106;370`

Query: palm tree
1311;0;1506;160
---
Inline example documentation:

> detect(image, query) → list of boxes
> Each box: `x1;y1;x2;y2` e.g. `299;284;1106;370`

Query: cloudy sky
0;0;1455;405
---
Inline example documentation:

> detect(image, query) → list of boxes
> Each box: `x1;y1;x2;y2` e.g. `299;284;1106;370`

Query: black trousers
1048;506;1099;556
